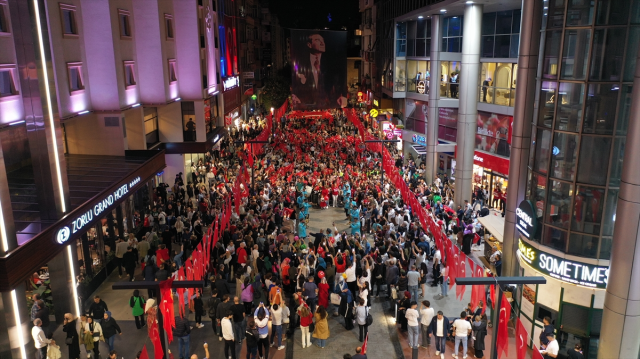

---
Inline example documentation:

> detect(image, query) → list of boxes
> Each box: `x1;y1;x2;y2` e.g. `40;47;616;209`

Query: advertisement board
291;30;347;110
476;111;513;157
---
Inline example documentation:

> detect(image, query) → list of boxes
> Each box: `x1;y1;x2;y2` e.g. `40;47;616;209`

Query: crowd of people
38;107;518;359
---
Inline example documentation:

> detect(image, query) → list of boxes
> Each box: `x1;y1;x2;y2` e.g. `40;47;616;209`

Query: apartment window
66;63;84;92
123;61;136;87
165;14;174;39
168;59;177;82
118;9;132;38
59;3;78;37
0;1;10;34
0;65;18;97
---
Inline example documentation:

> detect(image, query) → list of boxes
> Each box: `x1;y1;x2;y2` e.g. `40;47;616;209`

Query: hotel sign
55;176;142;244
518;239;609;289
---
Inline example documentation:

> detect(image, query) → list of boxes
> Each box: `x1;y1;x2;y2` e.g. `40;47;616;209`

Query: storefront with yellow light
514;200;608;353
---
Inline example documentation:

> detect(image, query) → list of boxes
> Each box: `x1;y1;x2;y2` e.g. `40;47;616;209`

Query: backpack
207;297;220;318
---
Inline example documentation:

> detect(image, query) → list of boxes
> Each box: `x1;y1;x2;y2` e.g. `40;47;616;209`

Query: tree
261;72;291;110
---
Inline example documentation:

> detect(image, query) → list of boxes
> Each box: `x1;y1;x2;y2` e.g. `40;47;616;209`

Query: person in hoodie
101;311;122;353
245;318;260;359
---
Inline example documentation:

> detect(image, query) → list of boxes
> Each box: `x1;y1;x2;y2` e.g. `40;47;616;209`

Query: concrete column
47;249;76;323
124;107;146;150
598;45;640;359
425;15;442;184
454;4;482;208
502;0;542;277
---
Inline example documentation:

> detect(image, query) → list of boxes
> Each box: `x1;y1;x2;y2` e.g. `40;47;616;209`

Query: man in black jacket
123;247;137;282
173;314;191;359
88;296;108;323
216;295;233;342
215;273;231;297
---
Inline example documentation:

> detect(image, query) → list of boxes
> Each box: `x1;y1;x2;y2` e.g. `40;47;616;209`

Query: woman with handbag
82;316;102;359
129;290;146;329
62;313;80;359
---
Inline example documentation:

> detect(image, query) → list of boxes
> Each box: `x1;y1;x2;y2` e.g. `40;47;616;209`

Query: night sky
269;0;360;31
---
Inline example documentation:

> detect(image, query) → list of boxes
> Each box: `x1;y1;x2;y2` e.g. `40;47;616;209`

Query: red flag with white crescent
516;318;529;359
362;332;368;354
497;293;512;358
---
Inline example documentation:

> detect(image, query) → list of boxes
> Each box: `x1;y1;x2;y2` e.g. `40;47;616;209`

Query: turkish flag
362;332;368;354
496;293;512;358
471;264;486;314
139;345;149;359
159;278;175;343
449;246;460;290
456;252;467;299
533;345;545;359
490;284;496;309
516;318;529;359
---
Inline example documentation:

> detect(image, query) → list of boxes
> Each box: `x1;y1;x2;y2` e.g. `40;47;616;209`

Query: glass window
494;35;511;58
623;27;640;82
566;0;594;26
448;16;462;36
609;137;625;187
583;84;618;134
494;63;514;105
510;34;520;58
394;60;406;92
407;21;417;40
589;28;626;81
556;82;585;132
546;180;573;229
396;22;407;39
496;11;513;34
407;60;418;92
416;39;427;57
571;186;605;235
407;39;415;57
482;12;496;35
551;132;579;181
548;0;567;28
542;31;562;78
0;4;8;33
632;0;640;24
68;65;84;91
447;37;461;52
599;237;612;260
535;129;552;175
512;9;522;33
577;136;611;185
542;225;568;251
417;19;428;38
0;69;17;97
596;0;629;25
62;9;77;35
538;81;557;128
532;173;547;241
561;29;591;80
602;189;618;236
568;233;599;258
617;85;632;135
482;36;495;58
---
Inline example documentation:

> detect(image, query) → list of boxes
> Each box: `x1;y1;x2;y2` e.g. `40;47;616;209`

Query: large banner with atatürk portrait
291;30;347;110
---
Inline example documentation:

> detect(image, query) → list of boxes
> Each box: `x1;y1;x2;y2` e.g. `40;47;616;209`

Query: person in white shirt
270;293;286;350
541;334;559;358
221;311;236;359
405;301;420;349
452;311;473;359
420;300;435;348
32;318;51;359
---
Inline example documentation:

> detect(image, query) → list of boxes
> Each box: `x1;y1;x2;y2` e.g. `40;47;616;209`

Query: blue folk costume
350;220;361;235
297;212;307;238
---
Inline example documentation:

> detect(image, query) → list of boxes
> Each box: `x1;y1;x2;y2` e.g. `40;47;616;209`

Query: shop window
123;61;136;88
583;83;618;134
568;233;599;258
168;59;177;83
566;0;594;26
440;61;460;98
558;302;602;358
0;66;18;97
589;27;626;82
118;9;132;38
550;132;579;181
478;63;516;106
602;189;618;236
596;0;630;25
599;237;612;260
67;63;84;92
571;186;605;235
59;3;78;37
406;60;429;93
561;29;591;80
182;101;197;142
577;136;611;186
144;107;159;147
165;14;174;40
531;173;547;241
0;1;9;34
556;83;585;133
546;179;573;230
543;31;561;79
542;224;567;251
608;137;625;187
534;129;551;175
394;60;406;92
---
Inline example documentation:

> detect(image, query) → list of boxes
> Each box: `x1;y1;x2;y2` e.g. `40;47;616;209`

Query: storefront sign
472;150;510;175
373;99;379;107
516;200;537;239
417;80;426;94
369;109;379;118
223;76;239;91
412;134;426;147
243;72;254;79
55;176;142;244
518;239;609;289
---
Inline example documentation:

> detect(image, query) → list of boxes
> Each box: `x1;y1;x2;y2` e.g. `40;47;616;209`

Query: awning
477;209;505;243
411;144;426;155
